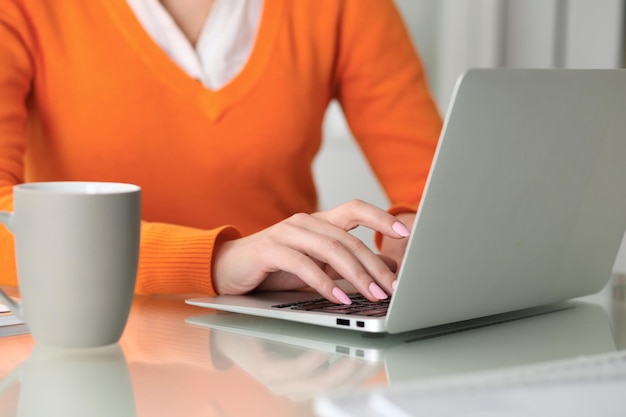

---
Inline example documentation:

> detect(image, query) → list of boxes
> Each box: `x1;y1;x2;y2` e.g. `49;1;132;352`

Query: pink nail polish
332;287;352;305
369;282;388;300
392;221;410;237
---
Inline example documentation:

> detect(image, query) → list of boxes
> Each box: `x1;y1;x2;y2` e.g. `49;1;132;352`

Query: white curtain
397;0;504;113
400;0;624;112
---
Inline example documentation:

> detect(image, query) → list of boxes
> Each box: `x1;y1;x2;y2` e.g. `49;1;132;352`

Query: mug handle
0;211;24;320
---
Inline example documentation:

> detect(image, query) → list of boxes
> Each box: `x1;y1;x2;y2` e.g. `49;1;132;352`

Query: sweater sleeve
136;222;241;295
333;0;442;211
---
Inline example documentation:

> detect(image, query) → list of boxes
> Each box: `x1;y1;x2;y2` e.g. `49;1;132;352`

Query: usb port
337;318;350;326
356;321;365;328
336;346;350;355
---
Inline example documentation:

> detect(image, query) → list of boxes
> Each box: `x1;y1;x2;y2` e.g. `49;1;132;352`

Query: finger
324;255;396;280
217;221;372;302
258;222;381;302
261;244;352;304
250;256;397;297
256;259;344;292
376;254;399;273
314;199;411;238
284;214;397;298
254;270;309;291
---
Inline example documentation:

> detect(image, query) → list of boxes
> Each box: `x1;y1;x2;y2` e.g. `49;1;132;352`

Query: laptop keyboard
272;294;390;317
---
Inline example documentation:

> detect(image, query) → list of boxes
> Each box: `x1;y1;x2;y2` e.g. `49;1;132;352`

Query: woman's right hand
211;199;411;304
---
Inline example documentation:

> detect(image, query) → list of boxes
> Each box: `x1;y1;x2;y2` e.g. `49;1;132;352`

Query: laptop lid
386;68;626;332
187;68;626;334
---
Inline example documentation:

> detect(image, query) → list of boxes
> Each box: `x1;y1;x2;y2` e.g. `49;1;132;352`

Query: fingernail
392;280;398;291
369;282;388;300
392;221;410;237
332;287;352;305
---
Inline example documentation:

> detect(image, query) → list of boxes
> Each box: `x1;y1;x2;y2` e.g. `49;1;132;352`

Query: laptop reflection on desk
186;301;616;386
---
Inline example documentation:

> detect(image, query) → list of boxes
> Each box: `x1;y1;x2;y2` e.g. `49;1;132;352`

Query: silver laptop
187;68;626;334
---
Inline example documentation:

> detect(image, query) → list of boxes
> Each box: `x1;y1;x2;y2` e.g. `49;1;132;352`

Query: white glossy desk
0;275;624;417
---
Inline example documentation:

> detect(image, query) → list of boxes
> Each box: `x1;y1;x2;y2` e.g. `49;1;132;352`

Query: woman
0;0;442;304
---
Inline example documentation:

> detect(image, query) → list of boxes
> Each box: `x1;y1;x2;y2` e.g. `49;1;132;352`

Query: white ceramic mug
0;182;141;347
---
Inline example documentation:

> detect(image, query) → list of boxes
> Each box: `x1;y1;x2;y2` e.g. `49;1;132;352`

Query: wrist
209;226;242;295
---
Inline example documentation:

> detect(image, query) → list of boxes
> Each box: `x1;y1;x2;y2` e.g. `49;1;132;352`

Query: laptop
187;68;626;334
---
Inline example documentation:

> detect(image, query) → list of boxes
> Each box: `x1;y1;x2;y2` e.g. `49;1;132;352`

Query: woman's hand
211;199;411;304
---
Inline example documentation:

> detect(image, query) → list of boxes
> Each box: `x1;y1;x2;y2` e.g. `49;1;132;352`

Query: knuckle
325;237;344;252
352;268;372;283
374;264;396;280
344;198;366;211
317;279;337;295
291;253;312;273
344;235;367;253
288;212;309;224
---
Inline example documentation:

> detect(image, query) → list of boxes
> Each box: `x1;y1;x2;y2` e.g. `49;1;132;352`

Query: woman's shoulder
0;0;104;37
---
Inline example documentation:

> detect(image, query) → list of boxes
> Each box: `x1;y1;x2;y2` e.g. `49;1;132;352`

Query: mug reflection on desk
0;344;136;417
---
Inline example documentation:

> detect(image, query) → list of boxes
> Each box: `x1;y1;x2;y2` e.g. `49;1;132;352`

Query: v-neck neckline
103;0;283;121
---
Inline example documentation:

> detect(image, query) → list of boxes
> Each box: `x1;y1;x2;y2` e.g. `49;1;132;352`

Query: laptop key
291;301;337;311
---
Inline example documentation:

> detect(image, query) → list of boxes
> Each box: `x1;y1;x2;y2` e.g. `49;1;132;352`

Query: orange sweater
0;0;441;294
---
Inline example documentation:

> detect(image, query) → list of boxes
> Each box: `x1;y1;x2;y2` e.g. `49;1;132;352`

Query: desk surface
1;275;625;417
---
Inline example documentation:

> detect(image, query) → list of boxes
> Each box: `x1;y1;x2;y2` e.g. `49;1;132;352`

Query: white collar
126;0;264;90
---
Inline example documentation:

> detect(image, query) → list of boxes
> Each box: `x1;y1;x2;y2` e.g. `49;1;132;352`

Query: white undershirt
126;0;264;90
